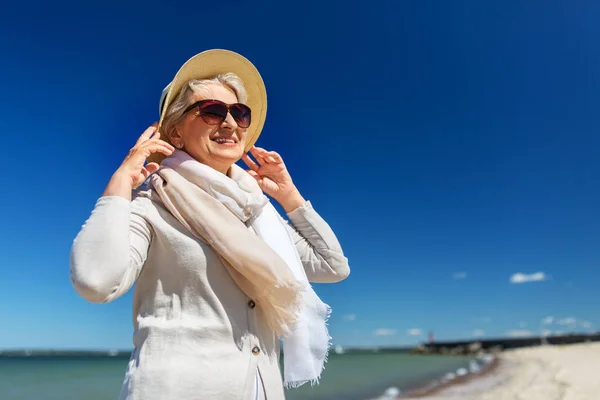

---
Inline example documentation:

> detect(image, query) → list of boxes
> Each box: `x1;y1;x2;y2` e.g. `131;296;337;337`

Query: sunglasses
183;99;252;128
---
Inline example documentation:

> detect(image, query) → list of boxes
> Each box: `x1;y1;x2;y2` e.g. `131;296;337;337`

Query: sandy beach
398;342;600;400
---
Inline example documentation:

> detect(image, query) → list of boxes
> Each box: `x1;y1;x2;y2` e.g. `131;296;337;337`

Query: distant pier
411;333;600;355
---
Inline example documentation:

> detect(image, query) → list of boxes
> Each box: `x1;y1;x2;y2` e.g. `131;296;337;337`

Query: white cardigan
70;189;350;400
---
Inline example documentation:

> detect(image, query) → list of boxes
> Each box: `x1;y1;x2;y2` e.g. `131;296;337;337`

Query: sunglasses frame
183;99;251;128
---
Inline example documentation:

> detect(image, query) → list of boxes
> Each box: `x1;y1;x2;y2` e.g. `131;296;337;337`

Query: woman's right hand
116;123;175;189
102;123;174;199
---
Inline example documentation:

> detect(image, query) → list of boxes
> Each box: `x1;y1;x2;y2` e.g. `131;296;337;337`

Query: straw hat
147;49;267;164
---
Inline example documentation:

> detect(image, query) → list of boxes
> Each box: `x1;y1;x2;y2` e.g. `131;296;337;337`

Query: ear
166;127;182;144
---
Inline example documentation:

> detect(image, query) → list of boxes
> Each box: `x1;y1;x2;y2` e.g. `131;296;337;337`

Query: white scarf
149;149;331;388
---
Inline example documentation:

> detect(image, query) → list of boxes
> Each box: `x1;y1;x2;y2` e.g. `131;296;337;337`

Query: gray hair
160;73;248;143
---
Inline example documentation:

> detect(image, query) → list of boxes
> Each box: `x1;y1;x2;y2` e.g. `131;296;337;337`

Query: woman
70;49;350;400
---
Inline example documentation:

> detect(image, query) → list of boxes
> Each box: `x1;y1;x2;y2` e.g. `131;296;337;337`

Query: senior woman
70;49;350;400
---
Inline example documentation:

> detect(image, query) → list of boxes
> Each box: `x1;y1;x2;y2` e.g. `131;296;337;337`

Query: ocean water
0;352;478;399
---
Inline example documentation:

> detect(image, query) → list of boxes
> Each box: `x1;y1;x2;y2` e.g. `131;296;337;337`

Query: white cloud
558;317;577;326
343;314;356;321
518;321;528;328
507;330;533;337
374;329;397;336
542;316;554;325
407;329;422;336
541;329;552;337
453;272;467;280
510;272;547;284
473;329;485;337
581;321;592;329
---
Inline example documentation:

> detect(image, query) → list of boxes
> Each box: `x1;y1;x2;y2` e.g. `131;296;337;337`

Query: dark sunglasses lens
198;102;228;125
230;104;251;128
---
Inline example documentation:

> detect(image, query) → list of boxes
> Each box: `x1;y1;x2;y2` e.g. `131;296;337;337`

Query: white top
70;190;349;400
253;370;266;400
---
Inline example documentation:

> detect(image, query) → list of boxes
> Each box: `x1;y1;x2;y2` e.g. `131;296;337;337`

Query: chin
211;146;243;161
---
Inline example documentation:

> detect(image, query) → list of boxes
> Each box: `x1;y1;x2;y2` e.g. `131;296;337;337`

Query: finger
145;138;175;151
251;146;267;156
140;137;174;148
145;162;160;175
249;147;267;166
136;123;159;145
141;167;151;181
242;153;259;172
246;169;260;179
253;162;285;175
140;140;175;154
267;151;282;163
252;146;279;164
159;139;175;149
142;143;174;158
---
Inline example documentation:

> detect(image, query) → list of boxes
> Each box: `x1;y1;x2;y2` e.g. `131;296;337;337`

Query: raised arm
70;196;151;303
241;146;350;283
283;201;350;283
70;123;174;303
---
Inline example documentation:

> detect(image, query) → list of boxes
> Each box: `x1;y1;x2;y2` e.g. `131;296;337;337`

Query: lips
212;137;237;145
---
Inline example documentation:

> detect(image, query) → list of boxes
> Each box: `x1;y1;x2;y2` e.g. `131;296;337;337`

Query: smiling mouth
212;137;238;145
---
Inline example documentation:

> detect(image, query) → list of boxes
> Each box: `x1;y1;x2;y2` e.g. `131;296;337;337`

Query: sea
0;351;490;399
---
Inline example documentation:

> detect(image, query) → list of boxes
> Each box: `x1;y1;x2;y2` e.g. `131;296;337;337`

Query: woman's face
172;83;248;174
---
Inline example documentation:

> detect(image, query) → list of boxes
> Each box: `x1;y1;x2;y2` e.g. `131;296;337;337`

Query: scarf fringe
284;379;319;389
283;303;333;389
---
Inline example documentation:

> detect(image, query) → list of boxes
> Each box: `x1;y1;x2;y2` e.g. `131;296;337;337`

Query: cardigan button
248;300;256;309
252;346;260;355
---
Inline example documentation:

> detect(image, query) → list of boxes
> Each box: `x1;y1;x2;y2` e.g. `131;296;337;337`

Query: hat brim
147;49;267;164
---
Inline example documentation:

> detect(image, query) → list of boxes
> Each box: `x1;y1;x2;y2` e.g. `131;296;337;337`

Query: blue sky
1;0;599;350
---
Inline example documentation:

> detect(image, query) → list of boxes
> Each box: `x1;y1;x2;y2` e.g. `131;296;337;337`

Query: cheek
238;129;248;144
184;124;214;145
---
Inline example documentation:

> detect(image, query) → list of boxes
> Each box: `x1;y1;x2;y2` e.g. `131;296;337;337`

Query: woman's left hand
242;146;305;212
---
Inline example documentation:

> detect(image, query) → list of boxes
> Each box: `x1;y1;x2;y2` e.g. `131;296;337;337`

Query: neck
209;165;231;176
177;150;233;176
207;160;234;176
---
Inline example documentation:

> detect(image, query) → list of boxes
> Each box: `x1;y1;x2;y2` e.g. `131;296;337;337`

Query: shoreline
367;353;502;400
393;357;515;400
397;356;502;398
385;341;600;400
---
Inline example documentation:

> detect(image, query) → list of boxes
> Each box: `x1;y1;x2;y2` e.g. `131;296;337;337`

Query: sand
397;342;600;400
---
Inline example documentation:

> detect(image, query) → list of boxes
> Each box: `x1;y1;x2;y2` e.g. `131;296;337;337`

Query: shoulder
131;186;179;232
131;186;202;248
132;186;164;216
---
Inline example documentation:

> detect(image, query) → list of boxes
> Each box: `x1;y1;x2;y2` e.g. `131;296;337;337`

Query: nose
221;111;238;130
